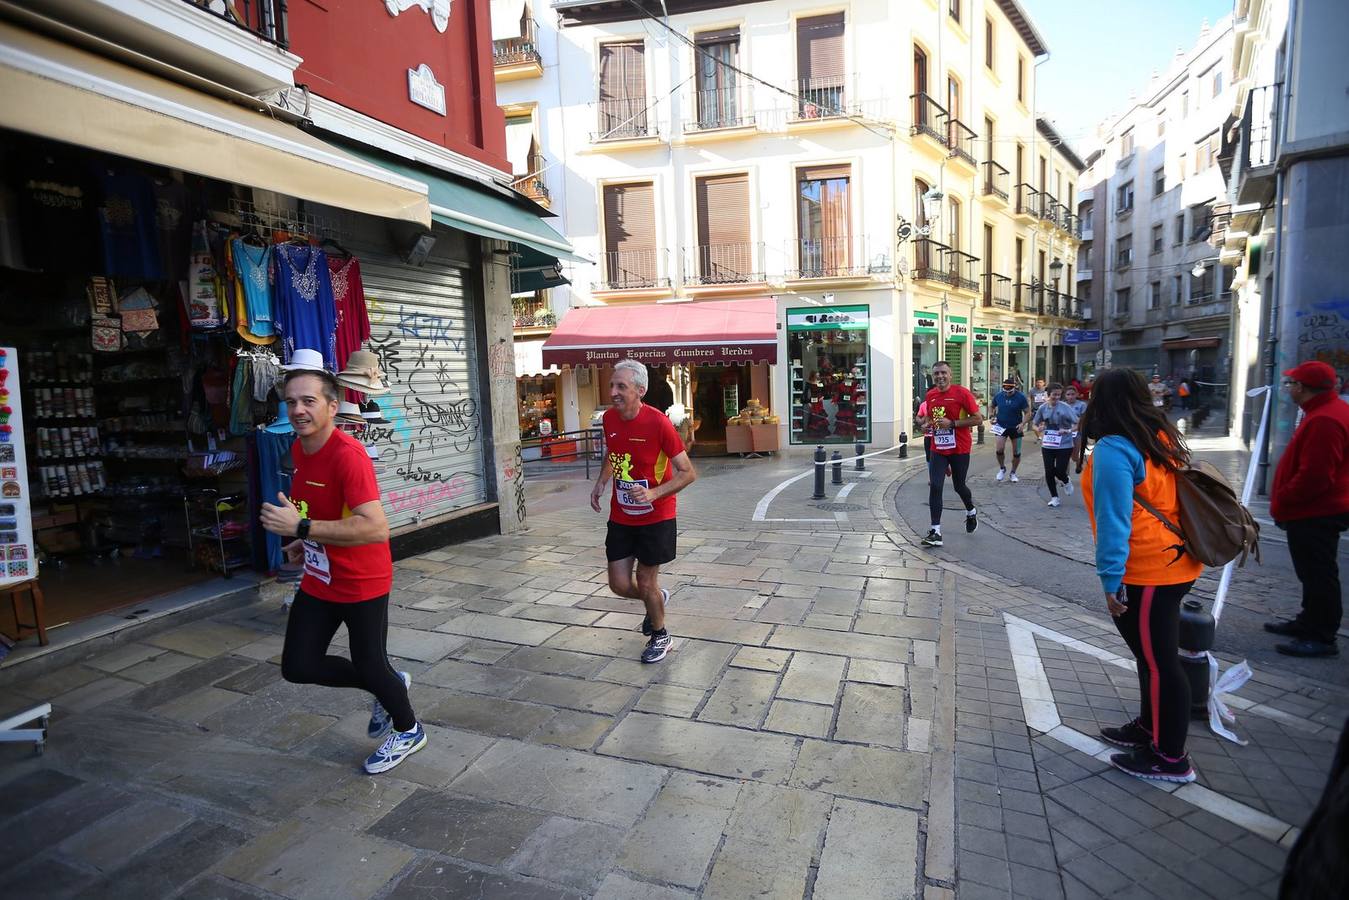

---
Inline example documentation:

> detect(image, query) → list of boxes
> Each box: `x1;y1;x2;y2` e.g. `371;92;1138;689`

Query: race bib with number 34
302;539;332;585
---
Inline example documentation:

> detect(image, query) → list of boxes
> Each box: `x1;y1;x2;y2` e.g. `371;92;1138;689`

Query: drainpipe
1031;52;1050;379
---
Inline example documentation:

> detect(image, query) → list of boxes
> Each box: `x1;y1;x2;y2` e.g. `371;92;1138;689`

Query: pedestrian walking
590;359;697;664
1065;385;1088;474
1265;360;1349;658
1147;374;1171;409
1031;377;1049;412
1081;368;1201;783
260;365;425;775
916;360;982;547
990;378;1030;483
1033;383;1079;507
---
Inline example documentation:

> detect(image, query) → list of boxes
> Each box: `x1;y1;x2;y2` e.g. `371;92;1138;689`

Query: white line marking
753;470;813;521
836;483;857;499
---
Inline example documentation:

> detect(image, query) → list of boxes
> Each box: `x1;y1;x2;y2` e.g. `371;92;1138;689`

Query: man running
590;359;697;663
261;366;424;775
990;377;1030;483
916;360;982;547
1065;384;1089;474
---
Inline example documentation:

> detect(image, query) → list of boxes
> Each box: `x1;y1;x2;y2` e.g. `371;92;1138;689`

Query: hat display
336;401;365;426
360;400;391;424
336;349;390;396
1283;360;1337;390
279;348;328;374
262;401;293;434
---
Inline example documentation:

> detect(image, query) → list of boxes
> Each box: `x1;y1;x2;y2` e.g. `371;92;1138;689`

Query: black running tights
1111;582;1195;758
928;452;973;526
282;590;416;732
1042;447;1074;498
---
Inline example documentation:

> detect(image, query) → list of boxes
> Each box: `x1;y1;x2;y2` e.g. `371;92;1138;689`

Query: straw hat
279;348;328;373
336;349;390;396
336;401;365;425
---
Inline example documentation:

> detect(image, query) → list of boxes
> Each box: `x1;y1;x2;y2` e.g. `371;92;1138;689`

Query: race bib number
933;429;956;450
1152;398;1164;407
615;478;654;516
991;423;1006;436
1042;429;1069;449
302;539;331;585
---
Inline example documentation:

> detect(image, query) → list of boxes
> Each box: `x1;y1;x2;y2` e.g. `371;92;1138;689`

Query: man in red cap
1266;360;1349;657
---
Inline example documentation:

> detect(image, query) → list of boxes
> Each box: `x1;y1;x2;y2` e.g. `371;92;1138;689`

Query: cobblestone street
1;449;1346;898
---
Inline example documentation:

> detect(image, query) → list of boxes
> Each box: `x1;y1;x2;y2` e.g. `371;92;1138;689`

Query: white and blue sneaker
363;722;427;775
367;671;413;739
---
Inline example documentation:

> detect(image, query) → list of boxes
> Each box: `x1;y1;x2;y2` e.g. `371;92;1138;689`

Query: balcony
512;175;550;207
1014;183;1041;221
1079;215;1093;242
684;85;756;135
911;238;953;285
982;273;1013;309
1235;83;1281;206
597;248;671;292
493;17;543;79
788;235;884;280
1016;282;1045;315
792;75;850;121
684;242;766;287
981;161;1010;203
910;92;950;150
1115;201;1134;220
1115;248;1134;271
513;308;557;332
946;247;980;293
591;98;661;144
1039;195;1060;226
947;117;978;170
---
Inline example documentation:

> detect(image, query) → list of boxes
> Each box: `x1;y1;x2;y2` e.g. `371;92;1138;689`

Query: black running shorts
606;518;678;566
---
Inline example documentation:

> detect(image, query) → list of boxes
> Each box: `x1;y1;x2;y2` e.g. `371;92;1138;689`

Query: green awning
511;243;571;295
346;147;585;264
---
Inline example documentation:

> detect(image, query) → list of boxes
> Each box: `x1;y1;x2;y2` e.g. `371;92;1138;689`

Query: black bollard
898;431;908;459
977;425;985;445
1178;599;1216;716
855;441;865;471
812;445;826;499
831;450;843;484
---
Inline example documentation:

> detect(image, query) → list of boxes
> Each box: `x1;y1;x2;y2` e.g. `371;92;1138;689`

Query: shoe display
363;722;428;774
1109;746;1196;784
641;632;672;664
996;468;1006;482
368;671;413;739
1099;719;1151;750
922;529;943;547
1009;473;1019;483
965;511;978;533
1047;497;1061;508
1263;619;1307;637
1276;639;1339;658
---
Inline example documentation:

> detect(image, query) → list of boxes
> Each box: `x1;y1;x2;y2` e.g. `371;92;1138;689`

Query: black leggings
928;452;973;526
1112;582;1195;758
1042;447;1074;497
282;590;416;733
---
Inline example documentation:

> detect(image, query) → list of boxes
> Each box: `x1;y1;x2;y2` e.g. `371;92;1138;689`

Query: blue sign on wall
1063;329;1102;345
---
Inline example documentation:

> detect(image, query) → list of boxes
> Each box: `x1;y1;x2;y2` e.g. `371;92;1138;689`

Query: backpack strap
1132;490;1189;564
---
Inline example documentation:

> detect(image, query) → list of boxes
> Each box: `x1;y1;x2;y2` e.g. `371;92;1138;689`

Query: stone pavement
0;450;1345;899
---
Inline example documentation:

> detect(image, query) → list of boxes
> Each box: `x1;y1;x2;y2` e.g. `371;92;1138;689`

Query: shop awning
0;22;432;227
515;338;561;377
1161;337;1223;351
542;298;778;367
511;244;570;294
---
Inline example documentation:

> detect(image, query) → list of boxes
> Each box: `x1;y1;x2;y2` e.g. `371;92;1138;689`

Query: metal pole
855;441;865;470
1212;386;1272;623
812;446;826;499
831;451;843;485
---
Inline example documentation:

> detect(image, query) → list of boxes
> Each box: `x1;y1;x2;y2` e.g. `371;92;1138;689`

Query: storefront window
518;374;559;440
989;333;1005;398
912;311;940;415
788;305;870;444
971;330;991;408
1007;332;1030;388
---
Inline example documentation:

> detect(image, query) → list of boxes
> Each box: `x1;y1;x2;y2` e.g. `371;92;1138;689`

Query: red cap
1283;360;1337;390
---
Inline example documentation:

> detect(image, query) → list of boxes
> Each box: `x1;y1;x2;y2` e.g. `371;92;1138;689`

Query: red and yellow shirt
924;385;980;455
603;405;685;525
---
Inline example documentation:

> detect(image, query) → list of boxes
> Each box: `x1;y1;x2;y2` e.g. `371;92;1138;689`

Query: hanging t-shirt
923;384;980;456
603;404;685;526
16;150;100;273
96;165;162;281
329;255;371;369
230;238;275;339
289;427;392;602
152;177;190;282
274;244;338;370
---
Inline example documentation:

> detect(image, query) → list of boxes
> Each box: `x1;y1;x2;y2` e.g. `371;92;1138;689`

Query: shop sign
913;311;939;334
542;343;778;367
786;305;869;331
973;329;990;344
990;330;1005;344
1008;330;1030;345
407;64;447;115
1063;329;1102;345
945;315;969;343
384;0;450;33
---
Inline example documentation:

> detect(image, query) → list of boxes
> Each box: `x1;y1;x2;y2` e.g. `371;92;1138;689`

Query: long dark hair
1080;368;1189;471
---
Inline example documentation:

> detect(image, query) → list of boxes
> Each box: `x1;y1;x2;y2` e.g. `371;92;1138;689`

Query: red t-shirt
924;385;980;455
290;427;393;602
603;405;685;525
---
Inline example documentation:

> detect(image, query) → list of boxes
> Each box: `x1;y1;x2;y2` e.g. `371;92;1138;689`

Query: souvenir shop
0;130;492;641
788;305;870;445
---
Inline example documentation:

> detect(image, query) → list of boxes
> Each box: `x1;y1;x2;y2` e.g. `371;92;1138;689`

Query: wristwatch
296;518;312;540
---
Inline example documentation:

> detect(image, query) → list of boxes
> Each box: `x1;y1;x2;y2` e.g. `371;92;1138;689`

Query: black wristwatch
296;518;311;540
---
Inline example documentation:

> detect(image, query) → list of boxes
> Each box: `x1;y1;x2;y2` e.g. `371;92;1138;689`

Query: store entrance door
690;364;749;456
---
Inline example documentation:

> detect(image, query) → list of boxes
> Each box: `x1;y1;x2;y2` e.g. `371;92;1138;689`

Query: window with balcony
1116;181;1134;215
1148;281;1161;310
1115;235;1133;270
597;41;650;140
1151;224;1163;254
949;196;963;252
492;1;540;69
1212;70;1223;98
601;182;661;289
1153;166;1165;196
796;13;846;119
693;28;744;130
1174;213;1185;245
1195;132;1218;173
797;164;851;277
1189;267;1214;304
1115;287;1131;315
504;113;548;204
692;173;757;284
1120;128;1134;158
1189;203;1213;242
985;18;995;70
1172;274;1183;305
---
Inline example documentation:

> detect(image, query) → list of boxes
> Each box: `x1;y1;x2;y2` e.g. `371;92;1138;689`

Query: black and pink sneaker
1109;746;1196;784
1099;718;1152;750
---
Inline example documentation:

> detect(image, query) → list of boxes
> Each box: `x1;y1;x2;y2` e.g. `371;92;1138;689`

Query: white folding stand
0;703;51;754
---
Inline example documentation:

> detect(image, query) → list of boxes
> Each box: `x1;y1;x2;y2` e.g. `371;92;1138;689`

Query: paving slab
815;798;921;899
144;621;264;659
657;640;737;689
292;773;421;831
531;708;615;750
87;820;248;900
790;739;928;808
215;820;413;899
384;626;468;662
507;816;624;892
593;872;694;900
729;647;792;672
764;699;832;738
367;788;549;863
776;651;847;705
704;782;831;900
848;658;907;687
835;682;907;748
421;689;558;739
435;612;566;646
511;672;638;715
767;624;910;662
420;659;532;696
306;714;495;789
386;859;575;900
617;771;740;889
697;667;777;728
55;798;193;874
634;683;706;718
503;646;611;678
599;712;798;783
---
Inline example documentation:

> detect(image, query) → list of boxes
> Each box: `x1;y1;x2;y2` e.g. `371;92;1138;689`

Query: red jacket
1271;391;1349;522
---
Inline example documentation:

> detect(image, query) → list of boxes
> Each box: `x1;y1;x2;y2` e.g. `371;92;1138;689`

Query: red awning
541;298;778;367
1161;337;1222;350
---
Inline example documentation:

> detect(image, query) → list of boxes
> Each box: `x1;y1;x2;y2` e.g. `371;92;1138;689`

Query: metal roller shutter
797;13;844;85
943;341;964;386
603;182;656;286
356;253;488;530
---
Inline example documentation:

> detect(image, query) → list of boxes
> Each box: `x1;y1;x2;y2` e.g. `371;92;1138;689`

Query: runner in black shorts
590;359;697;663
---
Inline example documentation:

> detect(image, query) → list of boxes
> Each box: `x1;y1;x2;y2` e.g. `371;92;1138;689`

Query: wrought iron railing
793;75;850;120
1015;183;1041;217
180;0;287;48
912;238;952;284
1239;83;1281;171
592;98;657;141
947;247;980;292
493;17;542;67
684;242;765;285
947;117;977;167
983;273;1013;309
598;248;670;290
1017;282;1044;314
686;85;755;132
982;161;1010;201
910;92;949;145
789;236;866;279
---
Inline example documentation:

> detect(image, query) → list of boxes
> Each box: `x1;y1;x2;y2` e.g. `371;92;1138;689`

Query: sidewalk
0;452;1343;898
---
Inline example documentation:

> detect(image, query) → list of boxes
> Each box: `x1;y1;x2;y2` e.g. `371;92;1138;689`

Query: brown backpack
1133;460;1262;568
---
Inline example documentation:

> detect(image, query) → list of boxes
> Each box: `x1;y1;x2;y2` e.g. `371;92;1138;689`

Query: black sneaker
641;631;672;664
965;511;978;533
639;588;670;636
1099;718;1151;750
922;529;943;547
1276;639;1339;658
1109;746;1196;784
1263;619;1308;637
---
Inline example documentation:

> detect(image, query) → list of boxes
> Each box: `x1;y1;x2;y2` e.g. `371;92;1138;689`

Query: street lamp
1049;257;1064;276
918;187;944;236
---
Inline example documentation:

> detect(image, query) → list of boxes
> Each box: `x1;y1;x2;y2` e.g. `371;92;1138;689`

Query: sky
1028;0;1234;154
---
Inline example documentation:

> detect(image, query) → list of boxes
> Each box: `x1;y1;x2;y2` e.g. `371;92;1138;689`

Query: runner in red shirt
261;365;424;775
589;359;697;663
915;360;983;547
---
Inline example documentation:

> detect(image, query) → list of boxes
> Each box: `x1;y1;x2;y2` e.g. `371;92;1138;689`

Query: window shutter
599;41;645;102
695;174;750;247
797;13;844;87
604;182;656;285
695;27;740;45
